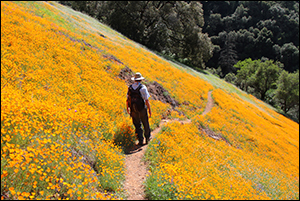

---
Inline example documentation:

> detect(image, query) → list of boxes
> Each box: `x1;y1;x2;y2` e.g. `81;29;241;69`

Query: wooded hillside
59;1;299;121
201;1;299;75
60;1;299;73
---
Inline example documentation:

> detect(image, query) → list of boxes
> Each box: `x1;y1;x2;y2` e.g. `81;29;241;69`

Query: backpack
127;84;145;112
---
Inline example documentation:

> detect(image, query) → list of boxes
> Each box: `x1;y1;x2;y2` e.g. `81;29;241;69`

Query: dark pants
131;107;151;143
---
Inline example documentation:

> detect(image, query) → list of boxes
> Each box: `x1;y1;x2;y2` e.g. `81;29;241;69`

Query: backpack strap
129;84;143;93
137;84;143;91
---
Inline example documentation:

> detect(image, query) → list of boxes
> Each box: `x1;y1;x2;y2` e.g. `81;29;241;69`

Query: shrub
113;123;136;153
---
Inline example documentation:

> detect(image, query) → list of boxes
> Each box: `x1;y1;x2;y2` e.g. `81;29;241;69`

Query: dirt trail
202;90;214;116
123;91;213;200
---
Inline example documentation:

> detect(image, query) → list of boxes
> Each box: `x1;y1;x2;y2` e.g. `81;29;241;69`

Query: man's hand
126;107;130;115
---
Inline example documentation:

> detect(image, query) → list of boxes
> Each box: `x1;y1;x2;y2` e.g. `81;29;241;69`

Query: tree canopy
202;1;299;75
62;1;214;68
235;58;282;100
275;70;299;113
61;1;299;74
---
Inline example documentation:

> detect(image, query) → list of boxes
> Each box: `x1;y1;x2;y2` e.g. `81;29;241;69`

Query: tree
280;42;299;72
250;60;283;100
254;27;274;59
274;70;299;113
235;58;283;100
69;1;87;13
224;72;236;84
218;31;238;76
234;58;260;92
160;1;213;68
205;13;223;36
103;1;147;43
91;1;213;69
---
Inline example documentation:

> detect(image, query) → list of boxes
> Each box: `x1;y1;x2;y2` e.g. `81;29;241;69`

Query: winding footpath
202;90;214;116
123;91;214;200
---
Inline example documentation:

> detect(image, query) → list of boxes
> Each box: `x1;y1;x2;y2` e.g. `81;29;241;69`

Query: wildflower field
1;1;299;200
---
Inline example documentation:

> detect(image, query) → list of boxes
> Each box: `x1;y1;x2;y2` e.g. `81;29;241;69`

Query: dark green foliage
60;1;299;73
280;43;299;72
218;31;239;76
234;58;298;122
274;70;299;114
59;1;213;69
251;60;283;100
234;58;259;92
235;59;282;100
224;73;237;84
202;1;299;73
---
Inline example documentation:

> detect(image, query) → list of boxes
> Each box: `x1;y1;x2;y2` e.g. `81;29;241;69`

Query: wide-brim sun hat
131;72;145;81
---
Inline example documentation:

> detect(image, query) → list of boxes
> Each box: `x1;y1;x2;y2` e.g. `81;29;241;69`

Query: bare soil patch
118;67;179;108
202;90;214;116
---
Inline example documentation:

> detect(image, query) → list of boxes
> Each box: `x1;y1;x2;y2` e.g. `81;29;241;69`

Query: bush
113;123;136;153
224;73;237;84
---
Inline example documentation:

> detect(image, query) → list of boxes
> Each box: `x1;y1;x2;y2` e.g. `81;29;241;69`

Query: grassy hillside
1;1;299;200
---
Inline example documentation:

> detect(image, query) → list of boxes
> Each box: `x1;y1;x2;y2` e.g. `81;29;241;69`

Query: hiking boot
138;141;143;146
146;136;152;144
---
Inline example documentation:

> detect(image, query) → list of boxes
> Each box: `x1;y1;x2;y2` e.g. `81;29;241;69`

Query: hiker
126;72;152;146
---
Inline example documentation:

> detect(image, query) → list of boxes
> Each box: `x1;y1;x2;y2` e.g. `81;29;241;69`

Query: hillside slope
1;1;299;200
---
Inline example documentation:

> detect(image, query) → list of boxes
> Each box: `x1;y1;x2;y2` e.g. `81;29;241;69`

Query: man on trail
126;72;152;146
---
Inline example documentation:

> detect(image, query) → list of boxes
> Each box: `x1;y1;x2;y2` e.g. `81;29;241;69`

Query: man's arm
126;88;131;115
145;99;151;118
140;84;151;117
126;99;130;115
